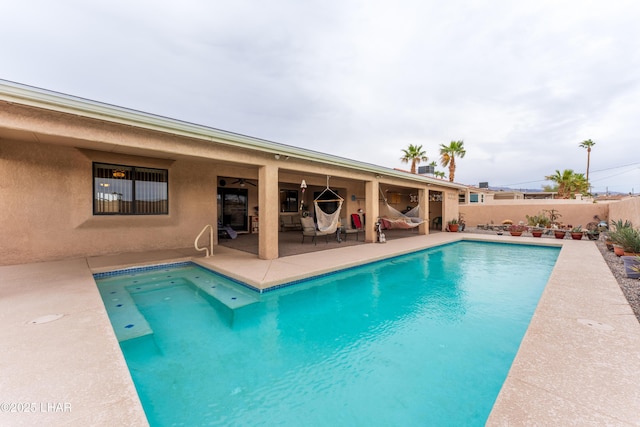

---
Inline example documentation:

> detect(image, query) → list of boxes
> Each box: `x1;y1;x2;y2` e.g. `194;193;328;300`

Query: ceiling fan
231;178;256;187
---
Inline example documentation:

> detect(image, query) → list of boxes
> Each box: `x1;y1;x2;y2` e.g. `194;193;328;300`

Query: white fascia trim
0;80;466;190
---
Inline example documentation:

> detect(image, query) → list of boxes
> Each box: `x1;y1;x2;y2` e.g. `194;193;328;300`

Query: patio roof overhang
0;79;467;191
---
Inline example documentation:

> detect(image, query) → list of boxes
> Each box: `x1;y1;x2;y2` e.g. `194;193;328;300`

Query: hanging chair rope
314;178;344;202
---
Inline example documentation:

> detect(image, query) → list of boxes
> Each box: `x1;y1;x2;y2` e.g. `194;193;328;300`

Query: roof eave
0;79;465;189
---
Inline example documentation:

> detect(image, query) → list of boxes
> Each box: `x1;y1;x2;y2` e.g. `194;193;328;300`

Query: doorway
428;190;443;229
217;188;248;231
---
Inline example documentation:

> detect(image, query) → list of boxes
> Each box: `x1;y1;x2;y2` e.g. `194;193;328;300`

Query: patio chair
432;216;442;230
301;216;333;245
218;221;237;239
342;215;363;241
280;214;302;232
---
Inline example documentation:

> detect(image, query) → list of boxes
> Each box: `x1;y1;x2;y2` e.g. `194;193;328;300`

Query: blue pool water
95;241;559;426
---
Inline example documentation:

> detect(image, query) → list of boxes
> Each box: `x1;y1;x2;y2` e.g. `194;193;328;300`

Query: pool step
180;270;259;310
96;265;259;341
97;285;153;342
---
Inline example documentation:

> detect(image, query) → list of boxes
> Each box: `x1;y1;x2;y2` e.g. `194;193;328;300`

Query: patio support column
442;189;458;228
364;180;379;243
258;164;279;260
418;187;428;235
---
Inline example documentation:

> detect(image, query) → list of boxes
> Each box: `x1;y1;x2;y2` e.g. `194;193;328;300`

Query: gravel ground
595;239;640;323
465;229;640;323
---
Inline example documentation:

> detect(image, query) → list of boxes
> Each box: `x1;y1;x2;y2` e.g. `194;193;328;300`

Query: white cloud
2;0;639;193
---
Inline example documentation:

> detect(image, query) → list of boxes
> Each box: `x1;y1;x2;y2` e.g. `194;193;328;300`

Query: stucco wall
460;202;609;228
0;139;218;265
1;96;464;264
609;197;640;226
2;136;461;265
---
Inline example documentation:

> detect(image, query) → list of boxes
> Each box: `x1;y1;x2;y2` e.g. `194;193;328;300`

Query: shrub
609;219;636;251
610;219;633;231
526;213;551;228
611;227;640;253
509;224;527;233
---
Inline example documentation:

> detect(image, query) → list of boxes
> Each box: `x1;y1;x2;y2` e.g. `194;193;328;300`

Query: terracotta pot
509;231;523;237
613;245;625;257
605;239;614;251
531;230;543;238
448;224;459;232
623;251;640;257
570;232;583;240
554;231;567;239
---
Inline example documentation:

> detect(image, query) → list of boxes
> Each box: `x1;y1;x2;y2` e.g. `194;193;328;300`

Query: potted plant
530;228;543;237
526;212;550;238
526;213;550;227
543;208;562;227
509;224;527;236
602;232;614;250
553;228;567;239
608;220;635;256
619;227;640;256
612;243;625;257
447;219;459;232
585;229;600;241
570;226;584;240
610;219;633;231
584;218;602;241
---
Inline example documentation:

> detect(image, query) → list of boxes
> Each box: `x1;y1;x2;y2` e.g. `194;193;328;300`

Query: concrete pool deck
1;233;639;426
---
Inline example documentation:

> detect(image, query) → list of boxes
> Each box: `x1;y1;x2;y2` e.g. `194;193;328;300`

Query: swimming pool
95;241;559;426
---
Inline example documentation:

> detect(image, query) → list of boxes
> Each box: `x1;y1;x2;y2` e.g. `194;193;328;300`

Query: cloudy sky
2;0;639;194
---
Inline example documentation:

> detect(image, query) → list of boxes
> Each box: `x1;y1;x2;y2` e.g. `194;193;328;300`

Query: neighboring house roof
0;79;467;190
461;185;494;194
462;185;560;198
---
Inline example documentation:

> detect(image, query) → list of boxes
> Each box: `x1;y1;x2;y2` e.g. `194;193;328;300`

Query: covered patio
219;227;434;257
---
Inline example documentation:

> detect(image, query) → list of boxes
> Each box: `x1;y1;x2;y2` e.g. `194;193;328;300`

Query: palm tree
567;172;588;197
428;161;437;176
545;169;573;198
400;144;429;174
579;139;596;187
434;171;446;179
545;169;589;199
439;140;466;182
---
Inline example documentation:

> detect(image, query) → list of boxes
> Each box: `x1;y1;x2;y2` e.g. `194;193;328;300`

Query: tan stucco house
0;80;465;266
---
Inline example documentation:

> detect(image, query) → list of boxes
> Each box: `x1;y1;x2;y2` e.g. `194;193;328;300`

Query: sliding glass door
217;188;248;231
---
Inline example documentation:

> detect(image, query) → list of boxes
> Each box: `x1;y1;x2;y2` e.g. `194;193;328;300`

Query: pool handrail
195;224;214;257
